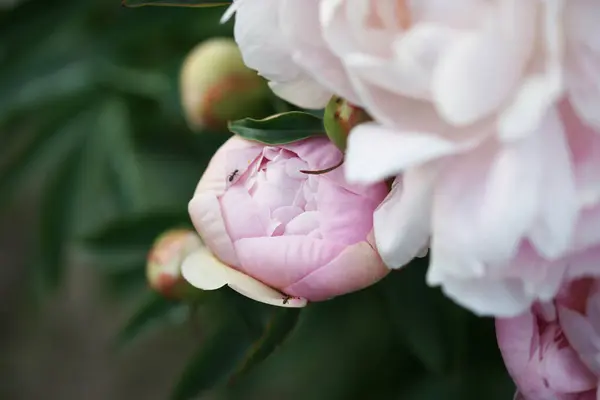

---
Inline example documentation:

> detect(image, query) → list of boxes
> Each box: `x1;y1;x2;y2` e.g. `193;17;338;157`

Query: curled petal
373;168;435;269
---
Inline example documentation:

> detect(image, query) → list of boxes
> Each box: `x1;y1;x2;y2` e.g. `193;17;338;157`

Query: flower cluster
173;3;600;396
218;0;600;318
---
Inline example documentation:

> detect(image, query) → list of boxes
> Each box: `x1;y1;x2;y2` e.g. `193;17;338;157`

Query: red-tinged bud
146;229;204;300
180;37;270;131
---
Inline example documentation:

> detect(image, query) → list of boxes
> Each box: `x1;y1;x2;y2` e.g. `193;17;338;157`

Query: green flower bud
323;96;372;151
180;37;270;131
146;229;204;300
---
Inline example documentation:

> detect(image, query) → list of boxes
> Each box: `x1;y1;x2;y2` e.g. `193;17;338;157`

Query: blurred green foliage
0;1;516;399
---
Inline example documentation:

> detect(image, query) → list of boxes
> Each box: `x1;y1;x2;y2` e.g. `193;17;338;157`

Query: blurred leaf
0;94;92;210
170;315;257;400
220;290;405;400
379;258;469;375
82;210;191;251
123;0;231;7
230;308;301;382
98;98;147;212
116;291;188;348
229;112;325;145
37;118;90;289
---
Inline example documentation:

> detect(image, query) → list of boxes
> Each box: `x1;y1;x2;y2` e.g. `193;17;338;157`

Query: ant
227;169;239;183
282;295;296;305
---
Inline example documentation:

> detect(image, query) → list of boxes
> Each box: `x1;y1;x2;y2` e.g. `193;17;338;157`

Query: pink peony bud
146;229;204;300
180;37;270;131
323;96;371;151
185;136;389;303
496;278;600;400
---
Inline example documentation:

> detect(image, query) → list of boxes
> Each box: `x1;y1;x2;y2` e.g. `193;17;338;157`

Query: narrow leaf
37;113;91;290
379;257;468;375
82;210;191;251
229;111;325;145
116;292;188;348
230;308;301;382
170;317;256;400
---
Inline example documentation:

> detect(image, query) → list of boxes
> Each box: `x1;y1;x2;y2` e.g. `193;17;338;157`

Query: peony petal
188;192;240;267
283;136;342;173
565;0;600;130
316;178;379;245
195;136;261;196
433;269;534;317
282;240;388;301
280;0;360;104
432;31;525;126
527;109;578;259
496;313;538;385
181;243;307;308
373;168;435;269
268;78;331;109
559;306;600;375
233;236;346;290
181;248;229;290
344;122;464;184
561;100;600;208
567;246;600;279
480;125;543;263
497;0;565;141
225;266;308;308
219;186;271;241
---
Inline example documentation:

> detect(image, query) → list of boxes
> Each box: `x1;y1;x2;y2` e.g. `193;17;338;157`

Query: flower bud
146;229;204;300
180;37;270;131
323;96;372;151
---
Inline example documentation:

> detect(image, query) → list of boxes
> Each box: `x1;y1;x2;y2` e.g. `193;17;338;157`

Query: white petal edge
344;122;463;184
181;248;307;308
373;168;435;269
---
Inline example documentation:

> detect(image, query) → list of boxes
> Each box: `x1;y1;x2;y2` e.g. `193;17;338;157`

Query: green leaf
116;291;188;348
0;94;92;211
220;290;404;400
36;111;92;290
229;308;301;382
98;99;147;212
379;258;469;375
229;111;326;145
82;210;192;251
122;0;231;7
170;316;256;400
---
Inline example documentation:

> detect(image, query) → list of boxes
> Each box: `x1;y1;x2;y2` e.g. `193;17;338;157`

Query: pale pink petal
283;137;343;173
316;178;378;245
233;236;346;290
282;240;388;301
188;193;239;267
497;311;596;399
565;0;600;130
497;0;564;141
284;211;320;236
567;246;600;279
268;78;331;109
527;109;578;259
480;127;543;263
559;306;600;374
219;186;271;241
434;271;535;317
195;137;261;195
561;100;600;208
280;0;360;104
432;31;526;126
344;122;466;184
373;168;435;269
